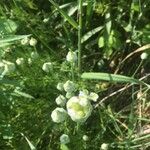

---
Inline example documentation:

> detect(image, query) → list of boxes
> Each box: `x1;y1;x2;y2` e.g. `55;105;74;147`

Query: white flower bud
89;92;99;102
79;90;99;102
56;83;64;91
60;134;70;144
16;58;24;65
66;51;77;63
21;37;29;45
29;37;37;46
28;58;32;65
43;18;49;23
55;95;66;106
63;80;76;93
140;52;148;60
66;96;92;122
79;97;89;107
65;92;74;99
79;89;89;98
82;135;89;141
42;62;53;73
51;107;67;123
31;52;39;60
101;143;109;150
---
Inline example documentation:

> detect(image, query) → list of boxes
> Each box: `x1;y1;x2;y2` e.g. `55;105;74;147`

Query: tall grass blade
81;26;103;43
21;133;36;150
78;0;83;74
13;89;34;99
49;0;78;29
0;35;30;47
86;0;94;26
81;72;143;84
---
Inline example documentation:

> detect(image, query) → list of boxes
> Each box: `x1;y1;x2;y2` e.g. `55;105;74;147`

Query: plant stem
71;62;75;82
78;0;83;75
132;60;143;77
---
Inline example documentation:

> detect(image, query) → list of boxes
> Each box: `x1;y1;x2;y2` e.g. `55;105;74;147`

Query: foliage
0;0;150;150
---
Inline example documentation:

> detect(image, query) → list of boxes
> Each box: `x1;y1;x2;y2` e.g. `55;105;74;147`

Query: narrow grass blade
13;89;34;99
0;42;12;47
132;133;150;142
67;3;77;17
0;35;30;43
81;72;142;84
67;2;87;17
86;0;94;26
49;0;78;29
81;26;103;43
59;2;75;9
130;142;150;149
0;35;30;47
21;133;36;150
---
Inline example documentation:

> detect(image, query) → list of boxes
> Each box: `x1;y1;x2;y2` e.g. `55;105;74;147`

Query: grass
0;0;150;150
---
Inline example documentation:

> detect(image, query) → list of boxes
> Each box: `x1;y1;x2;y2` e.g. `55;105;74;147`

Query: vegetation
0;0;150;149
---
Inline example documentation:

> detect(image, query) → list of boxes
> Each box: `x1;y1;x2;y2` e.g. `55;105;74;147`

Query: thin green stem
71;63;75;82
76;122;81;132
132;60;143;77
78;0;83;75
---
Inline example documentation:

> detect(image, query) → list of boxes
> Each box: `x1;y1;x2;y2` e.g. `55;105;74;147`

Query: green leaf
81;72;142;84
105;13;111;34
49;0;78;29
109;30;121;49
131;3;140;12
0;18;18;34
98;36;105;48
108;34;113;45
60;144;69;150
